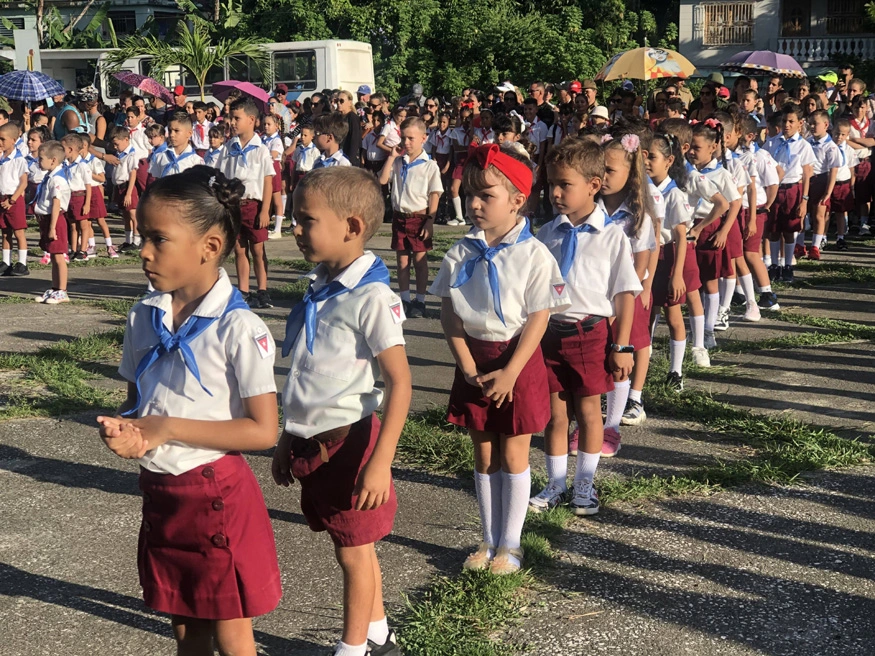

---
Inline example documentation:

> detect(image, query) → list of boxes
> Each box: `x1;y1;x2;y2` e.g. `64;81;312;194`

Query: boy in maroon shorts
110;126;142;253
60;133;93;261
0;123;30;276
33;141;70;303
831;119;858;251
806;110;842;260
274;167;411;656
379;117;442;318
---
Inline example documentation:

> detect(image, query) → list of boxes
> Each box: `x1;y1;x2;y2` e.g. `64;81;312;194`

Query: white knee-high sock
605;379;630;431
719;277;736;309
704;293;719;331
574;451;601;485
474;472;499;549
500;468;530;558
784;240;796;265
452;195;463;221
670;339;686;374
690;314;705;348
739;274;756;302
795;231;806;246
770;240;781;262
545;454;568;490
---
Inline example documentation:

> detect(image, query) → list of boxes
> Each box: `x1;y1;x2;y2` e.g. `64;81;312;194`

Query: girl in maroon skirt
430;143;569;575
262;114;288;238
98;167;281;655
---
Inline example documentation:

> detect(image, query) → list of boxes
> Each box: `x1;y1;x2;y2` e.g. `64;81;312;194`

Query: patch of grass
789;261;875;286
265;257;314;271
270;279;310;302
0;294;31;305
397;408;474;477
772;311;875;340
89;297;138;318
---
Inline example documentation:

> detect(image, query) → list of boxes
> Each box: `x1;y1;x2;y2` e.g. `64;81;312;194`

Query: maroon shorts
809;172;831;211
195;148;207;159
271;161;282;194
726;213;744;260
542;319;614;398
434;153;450;173
86;186;107;220
652;242;702;307
289;414;397;547
766;182;803;234
628;295;652;351
66;191;87;223
135;158;149;194
854;159;873;205
448;336;551;435
0;195;26;231
391;211;432;252
451;152;470;181
831;180;854;213
37;213;69;254
741;208;768;253
695;218;733;281
138;453;281;620
116;183;139;211
239;199;268;244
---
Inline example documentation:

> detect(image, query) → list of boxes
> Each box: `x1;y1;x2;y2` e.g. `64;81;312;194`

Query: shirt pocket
569;253;612;300
300;320;357;382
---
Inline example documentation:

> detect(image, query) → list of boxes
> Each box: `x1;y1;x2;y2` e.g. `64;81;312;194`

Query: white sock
760;283;772;293
690;314;705;348
2;249;10;266
415;293;425;303
628;388;642;403
545;454;568;490
784;240;795;265
17;249;27;265
739;274;756;303
778;256;786;267
400;290;411;302
763;253;772;267
574;451;601;485
334;641;367;656
669;339;686;374
88;237;95;248
488;472;503;551
281;194;287;212
718;276;726;302
273;215;283;232
769;240;780;262
719;277;736;310
105;236;113;247
474;472;501;548
704;293;719;332
812;233;824;248
134;235;142;246
500;468;531;564
605;379;630;431
367;618;390;646
803;214;811;230
795;231;806;246
125;230;133;244
452;195;463;221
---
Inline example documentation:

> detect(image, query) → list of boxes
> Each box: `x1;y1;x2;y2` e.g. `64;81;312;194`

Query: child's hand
124;193;132;208
710;230;728;250
255;212;268;230
687;226;701;244
354;459;392;510
476;368;519;408
271;432;295;487
669;275;686;304
820;196;830;206
463;370;483;388
97;416;149;459
744;219;757;240
49;228;57;241
124;415;170;451
419;220;433;241
83;204;90;216
639;289;652;311
797;199;807;218
392;145;404;158
0;199;9;210
608;351;634;380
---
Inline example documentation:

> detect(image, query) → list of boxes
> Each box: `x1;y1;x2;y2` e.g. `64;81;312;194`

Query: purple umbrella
112;72;174;104
211;80;270;113
721;50;806;79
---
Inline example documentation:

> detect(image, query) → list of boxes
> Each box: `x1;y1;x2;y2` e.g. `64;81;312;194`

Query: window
0;17;24;40
140;58;223;97
827;0;865;34
702;3;754;46
108;11;137;36
228;56;265;86
273;51;317;92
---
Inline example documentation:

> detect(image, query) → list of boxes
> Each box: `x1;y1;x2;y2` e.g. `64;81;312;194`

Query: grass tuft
397;409;474;477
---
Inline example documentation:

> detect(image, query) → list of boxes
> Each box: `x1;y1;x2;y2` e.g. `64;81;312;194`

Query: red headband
474;144;533;196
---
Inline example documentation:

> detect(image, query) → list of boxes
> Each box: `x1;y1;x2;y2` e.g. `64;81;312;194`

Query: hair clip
703;118;720;129
620;133;640;153
209;175;216;188
600;134;613;144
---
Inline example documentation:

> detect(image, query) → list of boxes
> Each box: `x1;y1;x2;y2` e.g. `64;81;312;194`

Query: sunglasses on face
337;98;347;104
369;103;381;108
426;103;437;108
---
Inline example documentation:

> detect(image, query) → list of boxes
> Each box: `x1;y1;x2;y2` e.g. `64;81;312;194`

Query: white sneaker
743;301;761;322
714;307;730;332
860;224;871;236
35;289;53;303
268;230;282;240
446;218;464;226
86;246;97;259
528;482;567;513
704;330;717;349
569;479;600;516
44;289;69;304
692;346;711;368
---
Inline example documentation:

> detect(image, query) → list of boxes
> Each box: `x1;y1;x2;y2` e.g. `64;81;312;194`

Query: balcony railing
775;36;875;62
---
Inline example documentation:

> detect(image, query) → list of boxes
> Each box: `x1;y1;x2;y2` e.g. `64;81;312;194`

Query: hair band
474;144;532;196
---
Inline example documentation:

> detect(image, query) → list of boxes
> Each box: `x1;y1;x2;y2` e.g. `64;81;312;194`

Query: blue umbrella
0;70;66;102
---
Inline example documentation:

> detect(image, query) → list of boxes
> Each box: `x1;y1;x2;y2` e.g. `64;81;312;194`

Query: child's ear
346;215;366;239
202;229;224;262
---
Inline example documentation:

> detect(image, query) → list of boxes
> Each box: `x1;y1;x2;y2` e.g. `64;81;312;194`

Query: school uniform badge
552;282;566;298
389;300;405;324
253;332;273;358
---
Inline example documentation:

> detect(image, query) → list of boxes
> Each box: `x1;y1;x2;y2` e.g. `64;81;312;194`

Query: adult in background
271;83;293;127
356;84;374;106
672;77;693;108
51;93;84;140
335;89;362;167
580;79;598;114
527;81;547;108
401;83;426;110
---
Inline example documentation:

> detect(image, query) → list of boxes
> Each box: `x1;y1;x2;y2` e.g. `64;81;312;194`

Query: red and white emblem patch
552;283;566;297
389;301;404;324
254;332;272;358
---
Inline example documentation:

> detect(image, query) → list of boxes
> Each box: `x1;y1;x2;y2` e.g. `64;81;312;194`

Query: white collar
402;150;429;164
465;216;528;244
654;176;674;193
307;251;376;291
557;206;607;232
140;269;235;320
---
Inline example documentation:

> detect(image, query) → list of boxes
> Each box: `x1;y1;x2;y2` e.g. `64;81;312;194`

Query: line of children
60;133;93;261
33;140;71;303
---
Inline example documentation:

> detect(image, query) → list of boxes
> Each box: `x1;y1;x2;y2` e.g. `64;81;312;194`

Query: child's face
439;115;450;131
194;108;207;122
300;129;314;146
835;126;850;145
63;144;78;161
209;135;224;149
34;115;49;128
480;114;493;130
126;112;141;128
782;113;801;138
113;137;130;152
166;121;191;149
0;133;15;154
548;163;600;220
264;118;278;135
149;134;165;149
27;133;42;153
601;149;631;196
809;115;830;137
591;116;607;126
645;147;672;182
315;130;334;151
185;102;195;114
497;130;519;144
742;95;757;112
400;126;427;155
394;111;407;124
465;170;526;232
688;134;718;166
39;154;59;172
228;108;256;137
292;188;357;264
523;104;537;122
724;126;739;150
79;142;90;158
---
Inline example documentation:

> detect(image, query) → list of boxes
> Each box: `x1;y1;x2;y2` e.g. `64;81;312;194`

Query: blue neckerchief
118;147;136;161
26;154;38;167
297;143;316;154
809;134;833;149
450;219;533;325
35;169;65;204
121;286;250;418
698;160;723;175
773;135;798;167
606;207;634;225
313;153;343;169
148;143;168;163
263;133;281;150
685;161;696;175
557;218;598;278
401;154;429;189
60;159;77;181
0;149;23;166
227;139;259;166
161;148;196;177
838;143;847;166
205;148;221;165
282;256;391;357
661;178;678;195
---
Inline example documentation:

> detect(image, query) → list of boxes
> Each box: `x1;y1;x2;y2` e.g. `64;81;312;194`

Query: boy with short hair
34;140;71;303
831;118;858;251
110;125;142;253
379;117;442;319
215;98;275;309
764;105;815;282
806;109;842;260
149;111;203;180
125;105;151;196
274;166;411;656
0;123;29;276
78;133;116;259
204;125;225;167
191;101;212;157
60;133;93;260
312;112;352;168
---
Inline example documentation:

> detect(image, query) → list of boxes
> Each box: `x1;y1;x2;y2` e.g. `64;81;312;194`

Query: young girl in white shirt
262;113;289;238
431;143;568;574
98;166;281;655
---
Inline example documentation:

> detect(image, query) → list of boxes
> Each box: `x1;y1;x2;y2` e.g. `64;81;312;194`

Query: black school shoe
406;300;425;319
9;262;29;276
256;289;274;309
368;629;403;655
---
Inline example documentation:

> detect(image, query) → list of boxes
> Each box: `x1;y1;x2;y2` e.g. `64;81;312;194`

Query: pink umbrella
112;72;174;104
211;80;270;113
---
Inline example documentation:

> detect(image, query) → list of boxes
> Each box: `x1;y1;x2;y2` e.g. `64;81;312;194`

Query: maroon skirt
542;319;614;398
448;335;550;435
652;241;701;307
86;185;107;220
271;161;282;194
138;453;282;620
628;294;652;351
695;217;733;282
726;213;744;260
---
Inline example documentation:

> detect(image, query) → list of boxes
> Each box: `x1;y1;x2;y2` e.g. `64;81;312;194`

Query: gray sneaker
528;482;567;513
704;330;717;350
714;307;730;331
620;398;647;426
569;479;599;516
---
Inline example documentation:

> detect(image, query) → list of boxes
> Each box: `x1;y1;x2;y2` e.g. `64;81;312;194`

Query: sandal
462;542;494;571
489;546;524;575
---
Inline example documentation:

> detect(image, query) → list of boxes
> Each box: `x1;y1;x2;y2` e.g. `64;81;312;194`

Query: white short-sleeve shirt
648;181;666;225
85;154;106;184
262;133;288;161
836;142;859;182
694;161;741;219
204;146;224;167
34;165;71;215
149;145;204;179
597;198;657;255
0;151;27;195
381;121;402;149
128;124;151;156
683;164;721;212
390;151;443;213
215;135;274;201
282;251;406;438
849;117;874;159
363;133;387;162
427;129;452;155
111;146;140;186
191;119;213;150
65;156;93;192
656;177;694;244
751;148;780;206
726;154;752;191
292;143;320;171
808;135;843;176
764;134;815;184
528;118;549;154
27;155;46;185
313;150;351;168
429;218;570;341
536;208;642;320
118;269;277;476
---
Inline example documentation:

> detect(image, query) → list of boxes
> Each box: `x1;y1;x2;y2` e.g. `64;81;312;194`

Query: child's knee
335;543;375;571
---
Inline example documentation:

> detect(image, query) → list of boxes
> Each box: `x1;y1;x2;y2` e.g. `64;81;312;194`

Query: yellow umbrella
596;47;697;81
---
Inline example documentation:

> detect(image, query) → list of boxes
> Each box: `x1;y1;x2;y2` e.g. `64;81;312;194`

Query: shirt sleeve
759;155;779;187
827;145;843;170
630;215;657;253
429;251;457;297
799;142;816;168
259;147;274;179
118;310;139;381
225;312;277;399
426;161;443;195
81;163;93;187
359;286;406;356
54;180;72;211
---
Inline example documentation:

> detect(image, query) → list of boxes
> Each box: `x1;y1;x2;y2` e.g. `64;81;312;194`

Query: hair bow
474;144;533;196
601;134;614;144
703;118;721;129
620;133;640;153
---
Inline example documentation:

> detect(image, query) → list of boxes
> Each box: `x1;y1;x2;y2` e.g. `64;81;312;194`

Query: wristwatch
802;195;810;200
610;343;635;354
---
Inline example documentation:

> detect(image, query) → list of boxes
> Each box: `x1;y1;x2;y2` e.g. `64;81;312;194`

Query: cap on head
357;84;374;96
412;83;424;96
569;81;583;93
818;71;838;85
173;85;185;96
496;82;515;93
717;86;730;99
582;79;598;91
275;83;288;94
621;80;635;91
